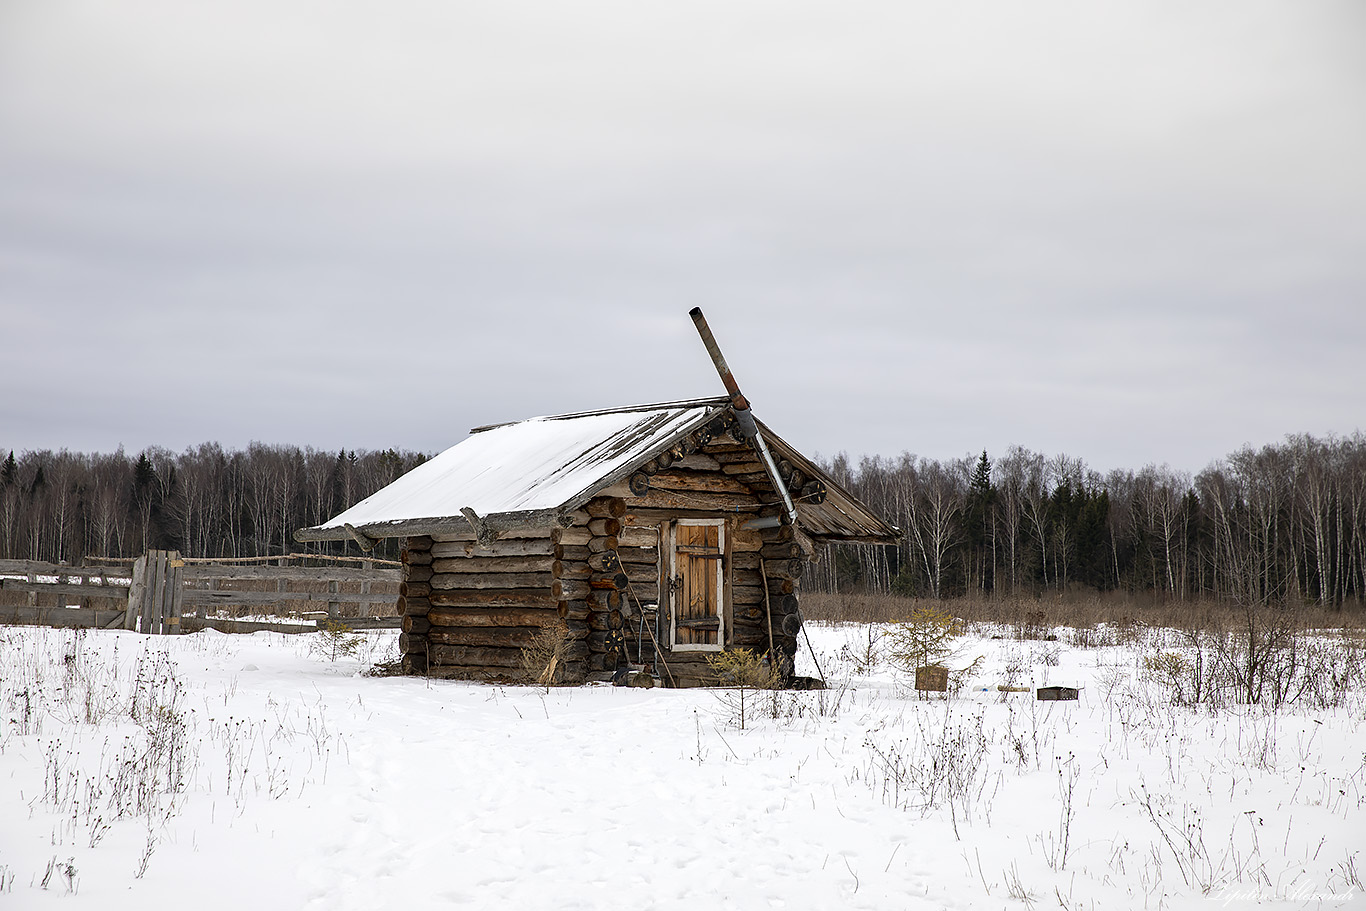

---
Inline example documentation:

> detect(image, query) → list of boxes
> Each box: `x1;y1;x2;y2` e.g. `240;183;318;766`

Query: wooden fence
0;553;401;634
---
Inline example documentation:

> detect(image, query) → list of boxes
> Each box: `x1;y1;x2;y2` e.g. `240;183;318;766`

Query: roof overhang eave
293;506;574;544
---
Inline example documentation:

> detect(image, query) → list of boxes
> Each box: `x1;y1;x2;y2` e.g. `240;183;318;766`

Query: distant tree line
5;431;1365;607
0;444;429;563
813;433;1366;607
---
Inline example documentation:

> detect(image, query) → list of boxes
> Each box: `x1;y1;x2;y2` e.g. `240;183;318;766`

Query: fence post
143;550;166;633
126;554;148;631
167;551;184;634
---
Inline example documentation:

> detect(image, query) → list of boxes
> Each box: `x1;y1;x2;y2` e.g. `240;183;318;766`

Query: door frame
667;518;727;652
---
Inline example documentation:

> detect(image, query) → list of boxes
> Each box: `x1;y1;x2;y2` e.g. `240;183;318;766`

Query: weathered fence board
180;589;396;607
0;606;127;629
1;553;401;635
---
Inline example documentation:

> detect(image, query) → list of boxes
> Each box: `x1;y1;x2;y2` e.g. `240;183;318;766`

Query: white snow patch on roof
316;402;719;531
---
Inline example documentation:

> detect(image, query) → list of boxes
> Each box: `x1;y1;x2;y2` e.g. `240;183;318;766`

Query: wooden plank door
670;520;725;652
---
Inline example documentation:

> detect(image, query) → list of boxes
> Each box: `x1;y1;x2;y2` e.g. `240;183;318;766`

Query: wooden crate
915;665;949;692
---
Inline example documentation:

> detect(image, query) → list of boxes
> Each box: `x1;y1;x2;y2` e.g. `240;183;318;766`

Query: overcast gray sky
2;0;1363;476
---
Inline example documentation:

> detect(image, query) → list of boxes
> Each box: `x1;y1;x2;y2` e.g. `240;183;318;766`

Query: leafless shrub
519;619;573;687
865;706;992;838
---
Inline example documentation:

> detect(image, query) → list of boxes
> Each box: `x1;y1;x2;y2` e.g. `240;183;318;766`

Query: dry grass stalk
520;619;572;686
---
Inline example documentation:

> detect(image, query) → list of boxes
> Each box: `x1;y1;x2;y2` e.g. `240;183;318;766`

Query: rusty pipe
688;307;798;526
689;307;750;411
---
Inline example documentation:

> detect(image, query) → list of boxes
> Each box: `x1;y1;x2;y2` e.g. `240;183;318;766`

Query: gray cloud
2;0;1362;475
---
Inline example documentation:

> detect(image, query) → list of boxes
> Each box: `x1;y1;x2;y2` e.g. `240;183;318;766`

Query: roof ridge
469;396;731;434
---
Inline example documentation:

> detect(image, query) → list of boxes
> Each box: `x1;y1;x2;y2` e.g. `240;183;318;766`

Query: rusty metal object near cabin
1036;686;1079;701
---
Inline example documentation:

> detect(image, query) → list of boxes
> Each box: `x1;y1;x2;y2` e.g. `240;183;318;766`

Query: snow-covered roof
301;398;729;539
297;395;899;545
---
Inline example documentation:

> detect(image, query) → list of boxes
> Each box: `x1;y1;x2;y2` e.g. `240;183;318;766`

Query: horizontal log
398;631;426;654
731;585;765;605
432;527;556;544
430;572;552;591
734;607;765;624
400;581;431;599
555;561;592;580
424;665;516;681
558;600;590;620
587;535;618;554
587;518;622;537
628;472;651;496
759;543;803;560
553;527;592;546
585;497;626;518
701;440;753;457
428;590;558;609
730;628;769;648
617;527;660;548
763;577;796;596
563;618;590;638
404;535;434;551
589;572;630;592
673;453;721;471
429;644;525;669
430;539;555;559
626;489;760;513
403;550;434;566
732;552;762;571
428;626;542;648
621;585;659;604
429;555;555;575
727;471;773;489
406;564;434;583
760;524;799;543
401;653;427;674
625;507;757;525
586;589;622;611
402;614;432;635
761;558;805;581
615;546;658;566
648;470;753;495
428;606;562;627
552;578;591;600
558;544;590;562
587;611;624;632
400;595;430;615
621;564;657;585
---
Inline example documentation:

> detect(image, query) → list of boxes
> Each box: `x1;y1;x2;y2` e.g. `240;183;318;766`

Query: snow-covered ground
1;621;1362;910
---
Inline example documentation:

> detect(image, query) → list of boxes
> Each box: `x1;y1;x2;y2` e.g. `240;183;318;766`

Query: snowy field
1;620;1362;910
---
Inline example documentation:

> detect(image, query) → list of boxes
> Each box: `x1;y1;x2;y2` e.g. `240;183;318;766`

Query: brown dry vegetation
803;589;1366;635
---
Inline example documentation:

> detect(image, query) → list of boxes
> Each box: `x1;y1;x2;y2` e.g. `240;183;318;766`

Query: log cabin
295;396;898;686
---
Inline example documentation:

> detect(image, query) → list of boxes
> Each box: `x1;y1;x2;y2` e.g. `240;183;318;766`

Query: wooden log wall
400;528;587;681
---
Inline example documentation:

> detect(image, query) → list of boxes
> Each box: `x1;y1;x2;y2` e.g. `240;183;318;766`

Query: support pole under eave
688;307;799;527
